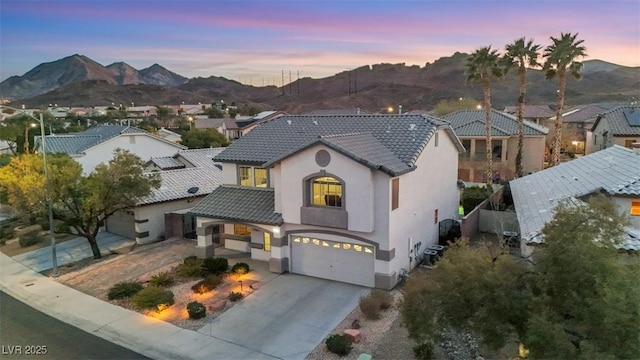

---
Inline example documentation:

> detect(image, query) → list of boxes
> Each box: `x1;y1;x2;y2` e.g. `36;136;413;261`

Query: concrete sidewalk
0;252;278;360
12;232;134;272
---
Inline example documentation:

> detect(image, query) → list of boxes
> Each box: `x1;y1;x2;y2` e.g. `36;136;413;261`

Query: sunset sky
1;0;639;84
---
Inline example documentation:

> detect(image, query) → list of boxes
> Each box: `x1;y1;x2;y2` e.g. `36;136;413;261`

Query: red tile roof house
189;114;464;289
443;109;548;183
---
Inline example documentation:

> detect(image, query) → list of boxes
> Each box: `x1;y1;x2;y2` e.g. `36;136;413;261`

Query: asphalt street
0;291;149;360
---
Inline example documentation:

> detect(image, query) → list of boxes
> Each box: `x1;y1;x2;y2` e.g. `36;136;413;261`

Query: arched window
311;176;343;207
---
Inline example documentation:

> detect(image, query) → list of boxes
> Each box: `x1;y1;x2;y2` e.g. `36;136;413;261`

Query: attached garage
106;209;135;239
290;235;375;287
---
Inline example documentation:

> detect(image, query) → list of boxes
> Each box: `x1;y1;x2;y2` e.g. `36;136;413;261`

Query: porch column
470;139;476;159
269;227;289;273
501;139;508;163
195;224;214;258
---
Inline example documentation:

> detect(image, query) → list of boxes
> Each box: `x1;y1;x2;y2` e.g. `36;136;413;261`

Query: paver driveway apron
198;274;369;360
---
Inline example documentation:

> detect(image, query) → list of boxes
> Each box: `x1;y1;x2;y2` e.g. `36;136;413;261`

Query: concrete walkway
12;232;134;272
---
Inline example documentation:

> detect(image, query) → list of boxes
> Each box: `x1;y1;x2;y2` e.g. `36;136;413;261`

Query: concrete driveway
198;274;369;360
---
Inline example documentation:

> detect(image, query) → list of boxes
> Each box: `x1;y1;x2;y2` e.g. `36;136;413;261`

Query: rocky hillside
4;53;639;111
0;54;187;100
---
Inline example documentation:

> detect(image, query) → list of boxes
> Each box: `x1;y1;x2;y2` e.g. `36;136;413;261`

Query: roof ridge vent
287;119;292;125
409;123;416;131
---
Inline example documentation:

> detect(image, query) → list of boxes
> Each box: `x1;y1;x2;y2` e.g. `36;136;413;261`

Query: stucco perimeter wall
135;197;202;244
612;196;640;230
389;128;460;274
79;134;183;175
478;209;519;235
460;198;488;239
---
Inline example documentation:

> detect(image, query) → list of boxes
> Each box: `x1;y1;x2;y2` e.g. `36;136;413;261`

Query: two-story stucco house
35;125;186;174
443;109;548;182
189;114;464;289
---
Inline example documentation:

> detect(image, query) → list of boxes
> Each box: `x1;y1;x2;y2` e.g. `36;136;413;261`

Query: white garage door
290;236;375;287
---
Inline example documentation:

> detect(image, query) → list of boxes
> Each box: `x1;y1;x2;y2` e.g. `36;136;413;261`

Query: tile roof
591;106;640;136
214;114;461;176
189;185;283;225
36;125;185;154
510;145;640;250
140;148;225;205
442;110;548;137
302;108;373;115
559;104;610;123
503;105;555;119
149;156;185;170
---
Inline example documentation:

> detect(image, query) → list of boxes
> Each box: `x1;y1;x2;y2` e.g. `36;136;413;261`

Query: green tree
206;107;224;118
433;98;480;117
401;196;639;359
402;239;531;351
156;106;174;127
180;129;229;149
0;150;160;259
504;37;541;178
543;32;587;167
465;47;504;185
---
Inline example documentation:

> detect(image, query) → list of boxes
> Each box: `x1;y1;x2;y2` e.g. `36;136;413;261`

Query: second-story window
239;166;268;187
312;176;342;207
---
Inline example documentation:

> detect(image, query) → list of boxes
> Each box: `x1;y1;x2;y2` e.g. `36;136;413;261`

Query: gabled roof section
35;125;186;154
302;108;373;115
559;104;610;123
189;186;283;225
591;106;640;135
214;114;460;176
148;156;185;170
443;109;548;137
510;145;640;250
140;148;225;205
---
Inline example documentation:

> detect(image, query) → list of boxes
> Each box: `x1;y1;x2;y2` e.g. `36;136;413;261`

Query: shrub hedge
149;271;174;287
131;286;175;310
108;281;143;300
228;291;244;302
202;257;228;275
231;262;250;275
191;274;223;294
325;334;352;356
177;257;204;277
186;301;207;319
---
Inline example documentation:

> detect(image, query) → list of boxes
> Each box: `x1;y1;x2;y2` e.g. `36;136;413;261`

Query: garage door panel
291;236;374;287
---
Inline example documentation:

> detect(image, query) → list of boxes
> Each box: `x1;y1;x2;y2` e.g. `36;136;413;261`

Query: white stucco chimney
632;142;640;155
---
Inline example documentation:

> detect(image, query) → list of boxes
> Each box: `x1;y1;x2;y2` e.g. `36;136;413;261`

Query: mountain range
1;53;638;112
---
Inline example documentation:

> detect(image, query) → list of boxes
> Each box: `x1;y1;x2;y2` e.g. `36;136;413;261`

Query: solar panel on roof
624;109;640;126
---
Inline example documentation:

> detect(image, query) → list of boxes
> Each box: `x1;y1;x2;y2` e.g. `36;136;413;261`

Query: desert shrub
39;219;51;231
177;257;204;277
108;280;143;300
183;255;197;263
359;295;381;320
228;291;244;302
462;186;491;215
149;271;174;287
186;301;206;319
231;262;250;275
18;230;43;247
202;257;228;275
0;238;5;246
191;274;223;294
413;341;434;360
132;286;175;310
370;289;394;310
325;334;352;356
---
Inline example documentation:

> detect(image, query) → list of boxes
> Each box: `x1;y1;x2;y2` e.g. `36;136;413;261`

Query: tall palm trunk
551;69;567;166
482;78;493;186
515;67;526;177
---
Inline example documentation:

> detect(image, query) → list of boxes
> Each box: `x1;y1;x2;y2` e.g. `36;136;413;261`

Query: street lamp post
3;106;58;276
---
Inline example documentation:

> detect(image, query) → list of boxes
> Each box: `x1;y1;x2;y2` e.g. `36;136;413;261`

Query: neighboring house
222;111;286;140
503;105;555;126
548;104;616;154
127;106;157;118
586;105;640;155
442;110;548;182
510;145;640;258
189;114;464;289
35;125;186;174
106;148;224;244
193;116;225;133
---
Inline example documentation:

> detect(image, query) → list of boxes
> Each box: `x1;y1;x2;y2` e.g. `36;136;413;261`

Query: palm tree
465;46;504;185
543;32;587;166
504;38;541;177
